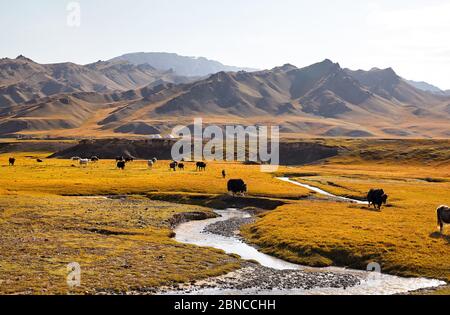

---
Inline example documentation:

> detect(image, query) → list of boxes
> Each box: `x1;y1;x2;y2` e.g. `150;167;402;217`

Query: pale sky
1;0;450;89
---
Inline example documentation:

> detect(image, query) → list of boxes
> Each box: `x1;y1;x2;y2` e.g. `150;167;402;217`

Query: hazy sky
1;0;450;89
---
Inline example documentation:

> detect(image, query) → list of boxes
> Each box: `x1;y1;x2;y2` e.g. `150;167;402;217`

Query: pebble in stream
203;217;255;238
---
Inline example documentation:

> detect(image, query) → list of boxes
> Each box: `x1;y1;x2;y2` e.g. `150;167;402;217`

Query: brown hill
0;56;192;108
0;58;449;138
94;60;450;138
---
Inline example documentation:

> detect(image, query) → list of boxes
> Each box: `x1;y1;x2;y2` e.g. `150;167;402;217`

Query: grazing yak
170;161;178;171
152;158;158;164
148;160;154;169
9;157;16;166
437;205;450;235
79;159;89;167
91;156;99;162
227;179;247;196
196;162;207;171
117;161;126;170
367;189;388;210
178;163;185;170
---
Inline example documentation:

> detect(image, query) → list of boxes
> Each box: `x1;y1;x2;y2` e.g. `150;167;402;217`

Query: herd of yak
6;156;450;235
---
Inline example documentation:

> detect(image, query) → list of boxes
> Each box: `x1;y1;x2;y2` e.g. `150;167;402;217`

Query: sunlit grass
0;152;309;294
1;145;449;294
0;193;240;294
0;152;310;198
243;161;450;282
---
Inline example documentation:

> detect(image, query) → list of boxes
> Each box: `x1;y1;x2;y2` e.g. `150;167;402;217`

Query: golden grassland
0;152;309;294
0;152;310;198
1;140;450;294
243;159;450;282
0;193;242;294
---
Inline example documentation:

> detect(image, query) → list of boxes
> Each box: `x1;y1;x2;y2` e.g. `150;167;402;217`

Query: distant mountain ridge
0;56;449;139
407;80;450;96
0;55;193;107
110;52;258;77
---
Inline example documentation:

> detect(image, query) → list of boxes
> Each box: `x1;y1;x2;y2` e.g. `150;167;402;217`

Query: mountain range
0;54;449;138
111;52;257;77
0;55;195;108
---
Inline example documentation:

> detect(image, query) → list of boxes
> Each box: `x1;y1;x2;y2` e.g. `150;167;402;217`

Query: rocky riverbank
159;262;361;294
204;216;255;238
156;211;362;294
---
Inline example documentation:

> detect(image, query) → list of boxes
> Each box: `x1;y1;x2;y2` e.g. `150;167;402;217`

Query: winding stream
168;178;446;295
277;177;367;204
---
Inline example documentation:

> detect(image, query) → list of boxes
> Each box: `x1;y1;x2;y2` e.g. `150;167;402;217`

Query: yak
196;162;207;171
437;205;450;235
170;161;178;171
178;163;185;170
227;179;247;196
9;157;15;166
117;161;126;170
367;189;388;210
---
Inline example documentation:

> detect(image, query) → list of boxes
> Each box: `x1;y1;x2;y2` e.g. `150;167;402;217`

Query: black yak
367;189;388;210
437;205;450;235
117;161;126;170
170;161;178;171
196;162;207;171
227;179;247;196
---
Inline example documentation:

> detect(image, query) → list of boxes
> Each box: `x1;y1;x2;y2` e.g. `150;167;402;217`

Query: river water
277;177;367;204
169;178;445;295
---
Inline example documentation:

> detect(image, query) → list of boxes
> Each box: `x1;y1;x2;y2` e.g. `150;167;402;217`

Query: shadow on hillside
430;232;450;244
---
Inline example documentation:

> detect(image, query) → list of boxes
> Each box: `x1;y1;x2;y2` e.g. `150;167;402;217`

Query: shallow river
169;178;446;295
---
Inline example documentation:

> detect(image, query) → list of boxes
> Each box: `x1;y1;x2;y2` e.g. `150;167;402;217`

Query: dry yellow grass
1;142;449;294
243;161;450;282
0;152;309;294
0;152;310;197
0;193;242;294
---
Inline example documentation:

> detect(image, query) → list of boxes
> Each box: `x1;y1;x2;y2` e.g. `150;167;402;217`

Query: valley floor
0;140;449;294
